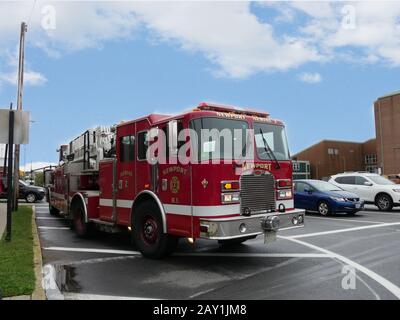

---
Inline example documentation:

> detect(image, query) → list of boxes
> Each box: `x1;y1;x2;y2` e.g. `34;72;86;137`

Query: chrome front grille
345;198;360;202
240;173;276;215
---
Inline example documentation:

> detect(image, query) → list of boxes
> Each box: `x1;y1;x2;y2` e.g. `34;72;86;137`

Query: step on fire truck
46;102;305;259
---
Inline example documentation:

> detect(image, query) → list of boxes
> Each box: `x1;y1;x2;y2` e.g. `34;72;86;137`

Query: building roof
377;90;400;100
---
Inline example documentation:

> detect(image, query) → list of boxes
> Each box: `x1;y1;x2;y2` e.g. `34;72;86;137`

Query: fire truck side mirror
168;120;178;156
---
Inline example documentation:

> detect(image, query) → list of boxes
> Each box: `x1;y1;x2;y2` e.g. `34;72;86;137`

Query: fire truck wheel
49;205;60;216
218;235;257;246
132;201;178;259
72;201;91;238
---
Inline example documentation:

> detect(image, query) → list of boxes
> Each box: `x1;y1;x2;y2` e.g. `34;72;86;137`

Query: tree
34;172;44;187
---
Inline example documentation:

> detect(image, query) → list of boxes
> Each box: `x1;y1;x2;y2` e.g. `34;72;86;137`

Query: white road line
43;247;142;255
38;226;70;230
36;217;62;220
306;216;385;224
63;293;159;300
174;252;332;258
279;235;400;299
288;222;400;239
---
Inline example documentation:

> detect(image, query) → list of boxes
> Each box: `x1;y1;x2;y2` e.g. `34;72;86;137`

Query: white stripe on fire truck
99;199;240;217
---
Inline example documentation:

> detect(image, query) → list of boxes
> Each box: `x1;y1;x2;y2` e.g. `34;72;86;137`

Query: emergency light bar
197;102;270;118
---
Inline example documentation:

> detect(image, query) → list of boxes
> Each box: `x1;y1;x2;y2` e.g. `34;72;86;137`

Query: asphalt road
34;202;400;300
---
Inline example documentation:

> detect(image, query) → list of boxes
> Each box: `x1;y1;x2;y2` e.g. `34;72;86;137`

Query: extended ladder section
66;126;116;171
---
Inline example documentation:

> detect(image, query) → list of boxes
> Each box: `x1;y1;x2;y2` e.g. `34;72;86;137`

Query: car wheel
25;193;37;203
318;201;330;216
132;201;178;259
218;235;257;246
375;194;393;211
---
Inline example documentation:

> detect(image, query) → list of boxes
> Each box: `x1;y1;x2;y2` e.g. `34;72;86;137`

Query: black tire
72;200;91;238
218;235;257;246
49;205;60;216
317;200;330;216
375;193;393;211
25;192;37;203
132;201;178;259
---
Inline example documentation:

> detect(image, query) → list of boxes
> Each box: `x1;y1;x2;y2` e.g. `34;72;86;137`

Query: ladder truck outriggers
46;102;305;258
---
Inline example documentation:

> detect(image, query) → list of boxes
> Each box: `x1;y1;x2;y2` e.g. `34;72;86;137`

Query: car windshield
309;180;343;192
254;123;290;161
368;175;395;185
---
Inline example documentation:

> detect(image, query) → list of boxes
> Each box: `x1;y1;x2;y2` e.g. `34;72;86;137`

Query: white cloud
0;70;47;86
299;72;322;84
0;1;399;80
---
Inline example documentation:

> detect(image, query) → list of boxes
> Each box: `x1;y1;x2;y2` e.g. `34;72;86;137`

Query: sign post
0;108;29;242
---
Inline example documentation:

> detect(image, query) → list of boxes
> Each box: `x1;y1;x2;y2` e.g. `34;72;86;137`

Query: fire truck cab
47;102;305;258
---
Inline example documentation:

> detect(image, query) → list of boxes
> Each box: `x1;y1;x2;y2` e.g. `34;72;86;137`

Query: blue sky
0;1;399;169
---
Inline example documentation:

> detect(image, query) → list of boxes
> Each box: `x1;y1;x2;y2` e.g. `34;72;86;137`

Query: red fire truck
46;102;305;258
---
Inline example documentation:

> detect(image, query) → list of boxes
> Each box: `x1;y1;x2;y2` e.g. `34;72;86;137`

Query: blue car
294;179;364;216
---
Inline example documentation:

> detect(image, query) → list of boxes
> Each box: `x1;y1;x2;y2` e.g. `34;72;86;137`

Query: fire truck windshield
254;123;290;161
190;117;249;161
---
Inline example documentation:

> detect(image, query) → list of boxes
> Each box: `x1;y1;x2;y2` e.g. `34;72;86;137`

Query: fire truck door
115;125;136;225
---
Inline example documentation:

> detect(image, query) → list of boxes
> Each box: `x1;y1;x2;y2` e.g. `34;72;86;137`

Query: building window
328;148;339;155
293;162;300;172
365;165;378;173
365;154;377;165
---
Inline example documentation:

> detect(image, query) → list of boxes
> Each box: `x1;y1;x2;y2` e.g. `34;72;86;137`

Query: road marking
38;226;70;230
63;293;159;300
174;252;332;258
306;216;384;224
36;217;62;220
365;211;400;216
279;235;400;299
43;247;142;255
288;222;400;239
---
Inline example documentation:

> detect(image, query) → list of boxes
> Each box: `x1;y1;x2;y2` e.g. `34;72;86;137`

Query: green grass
0;206;35;298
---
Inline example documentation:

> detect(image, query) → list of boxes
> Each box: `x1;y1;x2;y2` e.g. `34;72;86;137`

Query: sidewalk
0;203;6;239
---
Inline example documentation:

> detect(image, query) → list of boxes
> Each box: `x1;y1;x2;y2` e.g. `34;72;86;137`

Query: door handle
118;180;123;190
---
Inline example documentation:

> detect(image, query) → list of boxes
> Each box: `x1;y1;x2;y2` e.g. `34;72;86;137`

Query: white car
328;172;400;211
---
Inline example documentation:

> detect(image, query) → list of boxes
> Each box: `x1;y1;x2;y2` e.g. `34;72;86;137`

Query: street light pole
13;22;27;211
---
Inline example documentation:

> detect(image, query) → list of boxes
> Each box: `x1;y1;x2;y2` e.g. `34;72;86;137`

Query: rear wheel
49;204;60;216
318;201;330;216
72;200;91;237
375;194;393;211
218;235;257;246
132;201;178;259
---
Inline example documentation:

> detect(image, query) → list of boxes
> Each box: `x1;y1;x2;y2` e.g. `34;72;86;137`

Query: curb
31;205;46;300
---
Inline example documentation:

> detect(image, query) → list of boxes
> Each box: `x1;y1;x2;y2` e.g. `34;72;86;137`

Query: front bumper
199;209;305;240
334;200;364;212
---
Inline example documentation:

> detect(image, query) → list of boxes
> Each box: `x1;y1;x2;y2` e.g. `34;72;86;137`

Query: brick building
374;90;400;175
293;139;377;180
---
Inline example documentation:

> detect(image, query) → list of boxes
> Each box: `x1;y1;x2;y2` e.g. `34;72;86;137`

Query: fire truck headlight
277;189;292;200
221;192;240;204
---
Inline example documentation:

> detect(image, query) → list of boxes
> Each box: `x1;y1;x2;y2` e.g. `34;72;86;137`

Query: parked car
329;172;400;211
0;177;46;203
294;179;364;216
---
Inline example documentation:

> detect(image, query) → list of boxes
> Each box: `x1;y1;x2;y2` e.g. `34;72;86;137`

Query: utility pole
13;22;27;211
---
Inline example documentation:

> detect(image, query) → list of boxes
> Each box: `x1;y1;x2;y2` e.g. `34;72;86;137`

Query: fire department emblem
170;176;180;194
